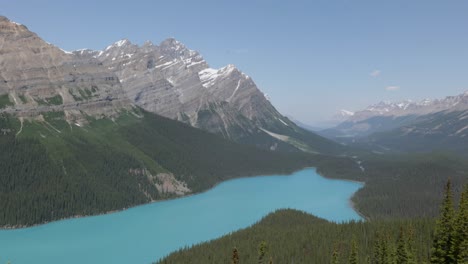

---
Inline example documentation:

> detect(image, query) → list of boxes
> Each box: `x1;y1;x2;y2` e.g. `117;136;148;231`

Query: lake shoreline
0;167;310;230
1;166;367;230
1;167;365;264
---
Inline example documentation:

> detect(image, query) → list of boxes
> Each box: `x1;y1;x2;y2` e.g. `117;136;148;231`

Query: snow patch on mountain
198;65;237;88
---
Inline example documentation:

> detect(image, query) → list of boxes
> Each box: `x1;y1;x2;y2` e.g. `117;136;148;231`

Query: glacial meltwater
0;168;363;264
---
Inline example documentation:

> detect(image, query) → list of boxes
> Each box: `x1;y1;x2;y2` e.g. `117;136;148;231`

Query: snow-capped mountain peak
340;110;355;116
107;39;131;49
347;92;468;121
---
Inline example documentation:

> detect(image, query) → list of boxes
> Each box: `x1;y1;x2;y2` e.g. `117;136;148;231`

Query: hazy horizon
2;0;467;124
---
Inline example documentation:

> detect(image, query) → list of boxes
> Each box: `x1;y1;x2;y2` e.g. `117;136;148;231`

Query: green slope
0;109;317;227
195;103;347;154
248;115;348;155
320;153;468;219
157;209;435;264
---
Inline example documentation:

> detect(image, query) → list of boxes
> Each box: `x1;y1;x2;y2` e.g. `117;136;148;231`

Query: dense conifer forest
1;109;467;228
0;110;315;227
318;153;468;219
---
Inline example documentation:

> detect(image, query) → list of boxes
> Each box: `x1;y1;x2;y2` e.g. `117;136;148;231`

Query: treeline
0;111;315;227
157;182;468;263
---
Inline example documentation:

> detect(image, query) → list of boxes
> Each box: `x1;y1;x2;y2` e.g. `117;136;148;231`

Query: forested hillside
1;106;466;227
319;153;468;219
0;109;316;227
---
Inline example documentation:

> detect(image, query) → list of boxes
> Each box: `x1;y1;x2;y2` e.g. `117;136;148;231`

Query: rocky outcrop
0;16;132;123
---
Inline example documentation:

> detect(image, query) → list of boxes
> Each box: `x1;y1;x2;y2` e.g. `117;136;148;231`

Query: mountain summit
0;16;131;123
73;36;342;153
0;16;342;153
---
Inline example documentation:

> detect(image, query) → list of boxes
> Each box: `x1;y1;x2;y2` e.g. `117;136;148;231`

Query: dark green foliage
451;185;468;263
78;89;94;100
119;111;316;193
431;180;456;263
35;95;63;106
406;227;417;264
0;111;315;226
0;94;13;108
373;232;390;264
0;115;159;226
69;89;83;101
156;210;435;264
319;153;468;219
258;241;268;264
349;239;358;264
331;245;339;264
396;227;409;264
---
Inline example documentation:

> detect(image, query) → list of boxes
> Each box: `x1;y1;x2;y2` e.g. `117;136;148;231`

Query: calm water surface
0;168;363;264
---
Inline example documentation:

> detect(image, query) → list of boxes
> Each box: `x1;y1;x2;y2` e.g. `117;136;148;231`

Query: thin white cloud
385;86;400;91
370;70;381;77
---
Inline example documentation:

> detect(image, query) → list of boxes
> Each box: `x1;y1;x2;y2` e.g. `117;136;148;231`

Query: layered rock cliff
0;16;131;123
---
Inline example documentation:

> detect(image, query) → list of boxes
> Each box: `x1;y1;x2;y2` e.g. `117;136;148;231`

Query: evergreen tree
396;227;409;264
258;241;268;264
374;232;392;264
452;184;468;263
431;179;456;263
373;232;384;264
331;244;339;264
349;239;358;264
389;237;397;264
406;226;417;264
232;247;239;264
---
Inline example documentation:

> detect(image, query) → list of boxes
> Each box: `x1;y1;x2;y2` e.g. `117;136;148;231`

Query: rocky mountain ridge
349;91;468;122
0;16;132;124
320;91;468;155
0;15;342;153
74;38;292;139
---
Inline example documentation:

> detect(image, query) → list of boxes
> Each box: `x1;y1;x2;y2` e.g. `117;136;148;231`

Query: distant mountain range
0;16;341;154
320;91;468;155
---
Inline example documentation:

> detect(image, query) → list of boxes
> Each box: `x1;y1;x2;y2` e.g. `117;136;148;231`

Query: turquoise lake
0;168;363;264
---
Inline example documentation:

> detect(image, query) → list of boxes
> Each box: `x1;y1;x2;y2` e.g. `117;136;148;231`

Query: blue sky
2;0;468;124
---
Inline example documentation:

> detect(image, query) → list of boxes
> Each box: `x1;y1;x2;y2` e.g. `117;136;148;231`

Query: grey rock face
0;16;132;122
1;16;339;153
80;38;294;143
